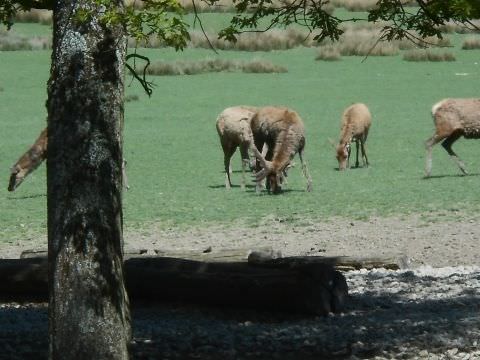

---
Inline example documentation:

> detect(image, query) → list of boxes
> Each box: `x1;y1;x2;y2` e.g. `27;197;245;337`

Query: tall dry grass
143;58;287;76
316;24;452;60
330;0;417;12
403;49;456;62
131;28;316;51
461;37;480;50
437;20;480;34
0;29;51;50
15;9;52;24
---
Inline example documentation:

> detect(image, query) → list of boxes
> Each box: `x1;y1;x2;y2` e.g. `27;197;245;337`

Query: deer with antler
250;106;312;194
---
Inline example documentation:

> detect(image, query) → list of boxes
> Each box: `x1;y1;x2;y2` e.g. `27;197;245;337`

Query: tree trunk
47;1;130;359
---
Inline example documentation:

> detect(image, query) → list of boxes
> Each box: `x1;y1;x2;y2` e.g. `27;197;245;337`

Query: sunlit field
1;14;480;243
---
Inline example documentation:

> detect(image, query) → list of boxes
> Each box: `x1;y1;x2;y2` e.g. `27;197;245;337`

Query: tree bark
47;1;130;359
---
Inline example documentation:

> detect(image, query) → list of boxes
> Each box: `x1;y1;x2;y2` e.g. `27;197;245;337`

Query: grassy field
1;18;480;243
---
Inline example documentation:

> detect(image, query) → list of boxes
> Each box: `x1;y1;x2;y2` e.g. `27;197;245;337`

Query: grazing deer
425;98;480;177
215;105;260;189
336;103;371;170
250;106;312;194
8;127;130;191
8;128;48;191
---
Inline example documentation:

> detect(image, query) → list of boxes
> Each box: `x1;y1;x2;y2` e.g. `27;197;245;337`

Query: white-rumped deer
250;106;312;194
425;98;480;177
216;105;260;189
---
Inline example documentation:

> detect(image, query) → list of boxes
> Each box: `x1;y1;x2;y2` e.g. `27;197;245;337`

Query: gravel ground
1;214;480;359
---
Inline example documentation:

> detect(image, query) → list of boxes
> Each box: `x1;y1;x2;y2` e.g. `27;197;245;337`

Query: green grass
1;22;480;244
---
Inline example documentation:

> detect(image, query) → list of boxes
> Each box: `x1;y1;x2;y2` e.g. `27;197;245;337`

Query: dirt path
2;213;479;268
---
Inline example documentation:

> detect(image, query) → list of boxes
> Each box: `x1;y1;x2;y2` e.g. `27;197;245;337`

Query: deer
8;127;48;192
335;103;371;171
250;106;312;194
425;98;480;177
8;127;129;191
215;105;261;189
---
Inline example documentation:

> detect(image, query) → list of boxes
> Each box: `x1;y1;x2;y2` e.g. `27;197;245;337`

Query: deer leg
223;145;236;189
253;140;265;194
361;140;369;167
298;148;312;192
425;133;443;177
355;140;360;168
441;131;467;175
239;143;251;190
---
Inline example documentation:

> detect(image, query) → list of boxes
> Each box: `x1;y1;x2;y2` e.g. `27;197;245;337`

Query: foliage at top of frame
369;0;480;42
1;0;479;47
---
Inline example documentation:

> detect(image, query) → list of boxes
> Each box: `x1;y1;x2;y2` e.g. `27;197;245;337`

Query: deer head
8;165;28;191
336;142;351;171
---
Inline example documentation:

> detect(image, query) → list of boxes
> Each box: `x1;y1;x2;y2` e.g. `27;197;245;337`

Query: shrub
144;58;287;76
15;9;52;25
133;28;317;51
403;50;456;62
315;45;341;61
0;29;51;50
462;37;480;50
437;20;480;34
330;0;378;12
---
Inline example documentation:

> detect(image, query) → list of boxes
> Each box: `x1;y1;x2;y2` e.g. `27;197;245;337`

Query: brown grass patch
133;28;315;51
437;20;480;34
315;45;342;61
144;58;287;76
462;37;480;50
15;9;52;25
0;29;51;51
403;49;456;62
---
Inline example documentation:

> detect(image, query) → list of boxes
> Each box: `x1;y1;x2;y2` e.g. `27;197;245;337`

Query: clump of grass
315;45;341;61
330;0;379;11
15;9;52;25
0;30;51;50
134;28;316;51
144;58;287;76
462;37;480;50
403;49;456;62
189;28;315;51
320;29;400;57
317;25;452;58
437;20;480;34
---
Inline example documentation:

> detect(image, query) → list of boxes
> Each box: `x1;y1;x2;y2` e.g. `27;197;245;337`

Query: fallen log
249;251;410;271
0;255;347;315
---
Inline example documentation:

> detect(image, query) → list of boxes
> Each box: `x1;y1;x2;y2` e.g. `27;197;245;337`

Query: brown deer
8;127;48;191
216;105;260;189
336;103;371;171
425;98;480;177
8;127;129;191
250;106;312;194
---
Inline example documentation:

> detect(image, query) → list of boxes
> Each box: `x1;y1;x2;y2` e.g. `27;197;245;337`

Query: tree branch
125;53;154;97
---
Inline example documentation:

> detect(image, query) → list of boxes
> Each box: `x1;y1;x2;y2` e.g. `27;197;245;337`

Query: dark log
0;257;48;300
0;256;347;315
